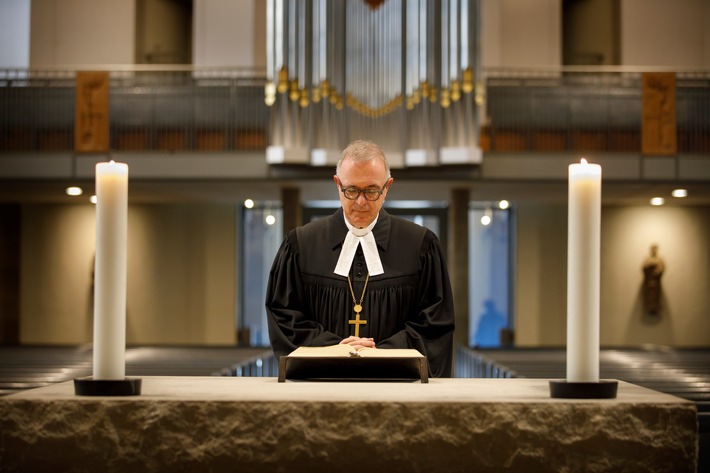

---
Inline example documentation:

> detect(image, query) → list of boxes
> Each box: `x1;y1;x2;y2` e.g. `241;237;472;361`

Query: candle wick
109;160;116;165
581;158;588;165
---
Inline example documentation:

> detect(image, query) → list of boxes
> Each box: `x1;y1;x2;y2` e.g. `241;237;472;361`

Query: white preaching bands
333;214;384;277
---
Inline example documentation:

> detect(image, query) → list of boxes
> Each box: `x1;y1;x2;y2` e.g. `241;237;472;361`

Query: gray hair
336;140;391;179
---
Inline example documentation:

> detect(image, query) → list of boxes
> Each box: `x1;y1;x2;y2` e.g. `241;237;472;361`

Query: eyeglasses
337;178;388;201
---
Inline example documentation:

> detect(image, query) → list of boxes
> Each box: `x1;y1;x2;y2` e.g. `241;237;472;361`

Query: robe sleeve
376;231;455;377
265;231;342;358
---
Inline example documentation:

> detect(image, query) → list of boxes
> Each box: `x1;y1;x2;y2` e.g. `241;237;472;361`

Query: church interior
0;0;709;471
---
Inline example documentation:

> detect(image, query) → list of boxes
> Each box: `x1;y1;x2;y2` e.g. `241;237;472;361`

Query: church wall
23;0;710;71
29;0;136;66
125;204;236;346
563;0;619;66
480;0;503;68
482;0;710;69
481;0;562;68
19;203;237;346
601;205;710;347
15;200;710;348
621;0;710;68
20;205;96;344
515;203;710;348
193;0;265;68
514;203;568;347
135;0;192;64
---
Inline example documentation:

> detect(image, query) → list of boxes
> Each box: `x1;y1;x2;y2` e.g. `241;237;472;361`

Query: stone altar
0;377;698;473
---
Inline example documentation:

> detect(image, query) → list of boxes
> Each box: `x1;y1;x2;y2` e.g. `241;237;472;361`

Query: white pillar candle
93;161;128;380
567;159;601;382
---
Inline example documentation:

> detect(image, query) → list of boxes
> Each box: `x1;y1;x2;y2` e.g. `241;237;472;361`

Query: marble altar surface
0;377;698;473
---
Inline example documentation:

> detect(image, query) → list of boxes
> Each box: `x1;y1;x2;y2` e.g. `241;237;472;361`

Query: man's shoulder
293;210;341;252
383;212;441;255
387;212;431;238
297;211;337;237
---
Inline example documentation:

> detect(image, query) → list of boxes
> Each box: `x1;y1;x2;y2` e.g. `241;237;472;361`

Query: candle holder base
74;377;142;396
549;379;618;399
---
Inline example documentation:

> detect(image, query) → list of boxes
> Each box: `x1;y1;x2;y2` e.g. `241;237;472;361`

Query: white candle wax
93;161;128;380
567;159;601;382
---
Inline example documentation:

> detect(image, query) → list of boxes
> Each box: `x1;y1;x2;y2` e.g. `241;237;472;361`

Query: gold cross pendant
348;308;367;338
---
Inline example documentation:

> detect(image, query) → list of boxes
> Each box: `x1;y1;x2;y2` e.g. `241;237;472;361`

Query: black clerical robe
265;208;455;377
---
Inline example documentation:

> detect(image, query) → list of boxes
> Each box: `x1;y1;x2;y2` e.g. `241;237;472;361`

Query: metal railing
0;67;269;153
2;66;709;154
221;351;279;377
454;345;516;378
481;67;710;154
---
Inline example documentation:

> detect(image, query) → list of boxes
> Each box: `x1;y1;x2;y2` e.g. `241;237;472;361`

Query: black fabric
266;208;455;377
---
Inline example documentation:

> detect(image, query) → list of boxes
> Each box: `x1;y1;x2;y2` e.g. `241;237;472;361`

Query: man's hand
339;336;376;351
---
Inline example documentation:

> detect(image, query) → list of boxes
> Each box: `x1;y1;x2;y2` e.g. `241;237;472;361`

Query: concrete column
0;204;20;344
281;187;302;237
450;188;470;349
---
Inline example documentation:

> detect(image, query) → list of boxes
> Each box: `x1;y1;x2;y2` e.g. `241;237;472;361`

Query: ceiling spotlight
90;195;97;204
650;197;665;206
265;214;276;226
671;189;687;198
66;186;83;196
498;200;510;210
244;199;255;209
480;215;491;226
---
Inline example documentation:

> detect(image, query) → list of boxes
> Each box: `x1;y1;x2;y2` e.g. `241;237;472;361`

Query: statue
642;244;665;315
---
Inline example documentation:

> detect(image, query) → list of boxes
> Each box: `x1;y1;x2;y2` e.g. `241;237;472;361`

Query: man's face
334;158;392;228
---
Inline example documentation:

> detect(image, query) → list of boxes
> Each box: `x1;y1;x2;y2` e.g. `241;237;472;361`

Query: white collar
344;214;378;236
333;214;384;277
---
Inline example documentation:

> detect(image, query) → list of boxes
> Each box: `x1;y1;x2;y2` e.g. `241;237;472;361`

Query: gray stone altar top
0;377;698;473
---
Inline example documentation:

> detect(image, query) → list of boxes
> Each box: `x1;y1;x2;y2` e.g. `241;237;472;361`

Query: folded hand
339;336;376;350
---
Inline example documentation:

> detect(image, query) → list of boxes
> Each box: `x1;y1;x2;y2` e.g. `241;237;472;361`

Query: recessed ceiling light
66;186;83;196
671;189;687;198
498;200;510;210
90;195;98;204
650;197;665;206
244;199;255;209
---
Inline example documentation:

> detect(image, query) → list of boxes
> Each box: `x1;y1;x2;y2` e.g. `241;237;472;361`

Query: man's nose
355;192;369;205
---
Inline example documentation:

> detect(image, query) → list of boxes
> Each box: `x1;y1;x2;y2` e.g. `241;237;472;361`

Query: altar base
0;377;697;473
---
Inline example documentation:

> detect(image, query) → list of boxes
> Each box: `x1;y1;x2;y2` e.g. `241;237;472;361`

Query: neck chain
347;274;370;312
347;274;370;337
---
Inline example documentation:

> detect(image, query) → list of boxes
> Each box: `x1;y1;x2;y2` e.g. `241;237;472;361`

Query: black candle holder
549;379;618;399
74;377;142;396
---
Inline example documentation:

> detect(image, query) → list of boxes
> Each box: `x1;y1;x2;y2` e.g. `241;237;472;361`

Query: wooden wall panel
642;72;677;156
75;71;110;153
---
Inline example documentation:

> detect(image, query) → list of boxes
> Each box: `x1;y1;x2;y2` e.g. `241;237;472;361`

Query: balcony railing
0;67;269;153
1;66;709;154
481;67;710;154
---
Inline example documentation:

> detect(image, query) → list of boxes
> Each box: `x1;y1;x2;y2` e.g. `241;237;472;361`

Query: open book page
288;345;424;358
357;348;425;358
280;345;429;382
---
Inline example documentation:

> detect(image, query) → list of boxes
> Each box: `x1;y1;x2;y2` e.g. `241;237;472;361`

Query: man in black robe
265;140;455;377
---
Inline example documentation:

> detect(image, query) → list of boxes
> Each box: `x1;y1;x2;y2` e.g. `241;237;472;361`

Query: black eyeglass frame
336;177;389;201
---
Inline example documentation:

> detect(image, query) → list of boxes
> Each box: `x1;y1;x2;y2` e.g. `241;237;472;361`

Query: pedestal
74;377;142;396
549;379;618;399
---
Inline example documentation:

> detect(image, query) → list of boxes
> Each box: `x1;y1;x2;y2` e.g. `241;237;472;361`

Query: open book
278;345;428;383
287;345;425;359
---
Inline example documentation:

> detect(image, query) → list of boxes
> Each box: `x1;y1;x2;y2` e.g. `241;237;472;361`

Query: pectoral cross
348;307;367;338
347;274;369;338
